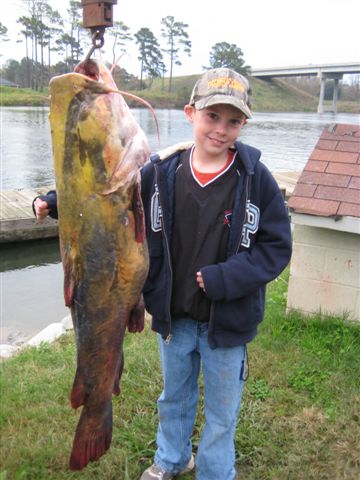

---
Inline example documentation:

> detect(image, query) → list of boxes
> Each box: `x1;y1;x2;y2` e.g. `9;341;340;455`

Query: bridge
251;62;360;113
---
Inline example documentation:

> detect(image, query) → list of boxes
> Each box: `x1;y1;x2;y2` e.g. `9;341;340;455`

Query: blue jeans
154;317;246;480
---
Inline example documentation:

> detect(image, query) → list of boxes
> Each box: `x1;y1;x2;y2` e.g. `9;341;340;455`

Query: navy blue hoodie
141;141;292;348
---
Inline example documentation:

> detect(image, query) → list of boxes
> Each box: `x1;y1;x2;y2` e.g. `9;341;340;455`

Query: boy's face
184;103;247;157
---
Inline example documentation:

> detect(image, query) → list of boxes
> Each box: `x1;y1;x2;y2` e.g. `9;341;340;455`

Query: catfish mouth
74;59;100;81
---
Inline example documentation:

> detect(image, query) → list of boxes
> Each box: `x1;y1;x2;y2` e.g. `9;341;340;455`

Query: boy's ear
184;104;195;121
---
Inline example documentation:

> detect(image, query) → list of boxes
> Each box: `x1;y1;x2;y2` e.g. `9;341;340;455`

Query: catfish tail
69;402;112;470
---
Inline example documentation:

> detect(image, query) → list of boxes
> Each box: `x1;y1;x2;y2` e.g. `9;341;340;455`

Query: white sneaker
140;454;195;479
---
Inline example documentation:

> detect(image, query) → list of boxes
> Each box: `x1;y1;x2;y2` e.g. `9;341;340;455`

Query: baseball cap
189;68;252;118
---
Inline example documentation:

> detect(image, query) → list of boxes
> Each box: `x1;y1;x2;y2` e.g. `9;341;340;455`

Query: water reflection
0;238;68;343
1;263;68;343
0;238;60;272
135;108;192;151
239;112;358;171
1;107;53;190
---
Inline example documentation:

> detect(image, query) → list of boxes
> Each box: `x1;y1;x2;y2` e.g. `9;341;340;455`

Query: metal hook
83;28;106;65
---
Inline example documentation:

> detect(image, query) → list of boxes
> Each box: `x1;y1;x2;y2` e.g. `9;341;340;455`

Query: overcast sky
1;0;359;76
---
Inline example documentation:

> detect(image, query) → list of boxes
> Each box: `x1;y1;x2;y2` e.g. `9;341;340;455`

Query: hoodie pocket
213;289;264;334
143;240;163;292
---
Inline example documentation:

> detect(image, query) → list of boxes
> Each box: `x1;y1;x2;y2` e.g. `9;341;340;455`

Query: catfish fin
113;351;124;396
70;368;87;409
62;248;76;307
127;296;145;333
101;135;149;196
131;184;146;243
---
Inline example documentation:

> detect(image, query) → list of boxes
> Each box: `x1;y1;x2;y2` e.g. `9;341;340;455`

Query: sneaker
140;455;195;479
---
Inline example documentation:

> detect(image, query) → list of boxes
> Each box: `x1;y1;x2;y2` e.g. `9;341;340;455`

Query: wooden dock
0;186;58;243
0;172;300;243
272;170;301;199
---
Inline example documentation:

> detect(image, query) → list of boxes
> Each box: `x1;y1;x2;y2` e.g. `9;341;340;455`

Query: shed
287;123;360;321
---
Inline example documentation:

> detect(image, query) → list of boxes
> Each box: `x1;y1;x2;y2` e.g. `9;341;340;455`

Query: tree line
0;0;250;92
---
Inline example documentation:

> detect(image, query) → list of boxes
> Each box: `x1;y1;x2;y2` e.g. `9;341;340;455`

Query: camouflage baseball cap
189;68;252;118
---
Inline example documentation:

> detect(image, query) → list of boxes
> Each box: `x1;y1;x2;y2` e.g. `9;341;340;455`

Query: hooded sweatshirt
141;140;292;348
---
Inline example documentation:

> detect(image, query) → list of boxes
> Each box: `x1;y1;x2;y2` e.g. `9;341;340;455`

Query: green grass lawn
0;86;49;106
1;269;359;479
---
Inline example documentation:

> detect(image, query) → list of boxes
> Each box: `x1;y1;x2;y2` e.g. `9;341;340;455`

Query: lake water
1;107;359;344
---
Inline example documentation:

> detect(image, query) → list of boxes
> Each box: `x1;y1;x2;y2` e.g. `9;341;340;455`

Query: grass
0;86;49;106
1;269;359;479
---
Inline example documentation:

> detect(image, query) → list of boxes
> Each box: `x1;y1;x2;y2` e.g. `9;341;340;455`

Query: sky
1;0;359;77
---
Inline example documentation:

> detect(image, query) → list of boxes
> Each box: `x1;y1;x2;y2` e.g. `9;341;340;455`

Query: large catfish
49;59;150;470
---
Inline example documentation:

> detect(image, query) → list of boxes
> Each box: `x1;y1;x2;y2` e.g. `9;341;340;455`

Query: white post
332;77;340;113
318;75;326;114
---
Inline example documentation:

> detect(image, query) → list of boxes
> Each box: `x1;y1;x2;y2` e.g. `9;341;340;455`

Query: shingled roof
288;123;360;218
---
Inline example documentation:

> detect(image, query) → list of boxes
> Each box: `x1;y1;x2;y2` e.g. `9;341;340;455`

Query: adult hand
34;198;50;221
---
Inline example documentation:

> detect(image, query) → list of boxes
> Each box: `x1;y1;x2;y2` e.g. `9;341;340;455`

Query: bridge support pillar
317;73;343;114
332;77;340;114
317;76;326;114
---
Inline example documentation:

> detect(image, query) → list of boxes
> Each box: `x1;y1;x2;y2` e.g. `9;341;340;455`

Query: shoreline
1;102;359;114
0;315;73;360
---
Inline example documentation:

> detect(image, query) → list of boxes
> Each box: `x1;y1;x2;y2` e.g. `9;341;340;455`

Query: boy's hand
34;198;50;221
196;271;206;292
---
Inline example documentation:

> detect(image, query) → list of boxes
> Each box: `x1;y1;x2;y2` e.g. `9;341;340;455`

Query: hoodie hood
234;140;261;176
150;140;261;177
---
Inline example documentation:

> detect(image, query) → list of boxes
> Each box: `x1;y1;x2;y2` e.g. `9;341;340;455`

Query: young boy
34;68;292;480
